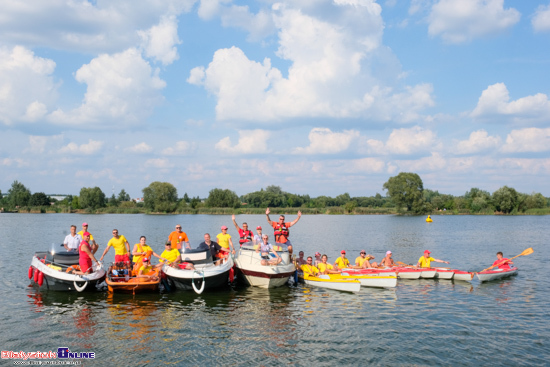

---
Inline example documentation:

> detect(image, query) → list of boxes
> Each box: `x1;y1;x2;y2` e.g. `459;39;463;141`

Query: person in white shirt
63;225;82;252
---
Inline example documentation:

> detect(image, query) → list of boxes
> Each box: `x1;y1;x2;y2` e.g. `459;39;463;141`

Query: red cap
256;226;262;229
221;225;228;230
82;222;88;226
82;232;90;237
424;250;431;254
341;250;346;254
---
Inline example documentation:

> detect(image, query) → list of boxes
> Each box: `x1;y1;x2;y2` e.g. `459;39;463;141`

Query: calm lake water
1;213;549;366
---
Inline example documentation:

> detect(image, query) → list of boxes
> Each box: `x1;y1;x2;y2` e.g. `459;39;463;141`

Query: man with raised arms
265;208;301;257
416;250;449;268
231;214;254;246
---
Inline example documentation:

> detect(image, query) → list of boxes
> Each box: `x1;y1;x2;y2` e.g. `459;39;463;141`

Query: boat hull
335;274;397;288
343;268;397;277
300;275;361;293
453;270;474;281
163;257;233;292
434;268;454;280
395;268;422;279
106;264;160;293
420;269;437;279
234;244;295;289
476;267;518;282
30;256;105;292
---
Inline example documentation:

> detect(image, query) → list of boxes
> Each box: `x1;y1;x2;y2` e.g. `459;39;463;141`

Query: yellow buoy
426;215;433;223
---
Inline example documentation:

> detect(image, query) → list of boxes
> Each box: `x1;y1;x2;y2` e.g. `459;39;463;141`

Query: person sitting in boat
197;233;224;265
63;225;82;252
314;252;322;266
489;252;514;270
160;241;191;269
71;232;99;275
416;250;449;268
379;251;396;268
99;229;131;263
318;255;342;275
334;250;350;270
168;224;190;250
265;207;301;257
256;234;282;266
132;236;162;267
296;251;307;266
217;226;236;255
301;257;320;278
137;258;159;282
77;222;98;254
354;250;377;269
231;214;254;246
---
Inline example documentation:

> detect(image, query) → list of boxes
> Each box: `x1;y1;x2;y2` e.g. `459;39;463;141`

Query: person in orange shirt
168;224;190;250
265;207;301;257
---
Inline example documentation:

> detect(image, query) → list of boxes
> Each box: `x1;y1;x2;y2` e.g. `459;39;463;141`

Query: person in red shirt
265;207;301;256
231;214;254;246
490;251;514;270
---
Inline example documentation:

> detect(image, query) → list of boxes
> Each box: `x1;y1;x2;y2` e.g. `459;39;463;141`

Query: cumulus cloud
48;48;166;128
220;5;276;41
126;142;153;153
138;15;181;65
428;0;520;43
471;83;550;124
385;126;436;154
189;2;434;123
395;152;448;172
59;139;103;155
532;4;550;33
215;129;271;154
455;129;501;154
501;128;550;153
0;46;57;126
293;128;360;154
162;141;195;155
144;158;174;169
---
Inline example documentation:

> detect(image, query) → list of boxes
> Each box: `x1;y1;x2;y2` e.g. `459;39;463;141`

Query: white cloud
126;142;153;153
162;141;195;155
471;83;550;124
138;15;181;65
428;0;520;43
532;4;550;33
293;128;360;154
144;158;174;169
385;126;436;154
395;152;447;172
0;46;57;126
198;0;230;20
455;129;501;154
501;128;550;153
48;48;166;128
59;139;103;155
215;129;271;154
220;5;276;41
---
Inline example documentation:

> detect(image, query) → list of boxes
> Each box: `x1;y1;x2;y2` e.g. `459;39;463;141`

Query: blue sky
1;0;549;199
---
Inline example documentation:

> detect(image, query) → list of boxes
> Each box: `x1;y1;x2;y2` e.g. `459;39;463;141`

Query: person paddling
488;252;514;270
416;250;449;268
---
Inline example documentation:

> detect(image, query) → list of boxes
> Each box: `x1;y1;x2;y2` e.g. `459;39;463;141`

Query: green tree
117;189;131;202
523;192;546;210
183;193;190;203
108;193;119;207
79;187;106;209
71;196;81;210
382;172;426;214
142;181;178;212
29;192;51;206
265;185;283;195
190;196;200;209
7;180;31;207
205;188;240;208
492;186;519;214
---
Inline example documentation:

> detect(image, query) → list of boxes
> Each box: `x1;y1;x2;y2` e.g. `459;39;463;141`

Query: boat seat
180;248;213;265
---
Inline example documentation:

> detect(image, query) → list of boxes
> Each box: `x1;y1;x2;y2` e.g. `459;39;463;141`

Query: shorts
261;254;270;260
79;258;93;273
279;239;292;247
115;254;130;263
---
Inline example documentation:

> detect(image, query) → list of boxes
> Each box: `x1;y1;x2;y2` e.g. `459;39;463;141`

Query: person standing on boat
318;255;342;274
198;233;224;265
99;229;131;263
159;242;184;268
132;236;162;264
256;234;282;266
379;251;396;268
168;224;190;250
77;222;98;254
334;250;350;270
265;208;301;257
63;225;82;252
488;252;514;270
72;232;99;275
416;250;449;268
253;226;263;245
301;257;320;278
231;214;254;246
216;225;235;255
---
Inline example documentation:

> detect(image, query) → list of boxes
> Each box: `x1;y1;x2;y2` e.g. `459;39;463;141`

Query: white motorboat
163;247;234;294
476;267;518;282
299;274;361;293
234;242;295;288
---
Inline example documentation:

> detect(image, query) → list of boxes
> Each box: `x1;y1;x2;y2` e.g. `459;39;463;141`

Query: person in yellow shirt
334;250;350;270
416;250;449;268
216;226;235;255
159;242;194;270
99;229;130;263
301;257;319;279
137;258;159;281
318;255;341;274
77;222;98;254
354;250;378;268
131;236;162;263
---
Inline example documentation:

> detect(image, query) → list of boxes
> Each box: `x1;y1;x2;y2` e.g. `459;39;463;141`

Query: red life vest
239;229;254;244
273;223;289;238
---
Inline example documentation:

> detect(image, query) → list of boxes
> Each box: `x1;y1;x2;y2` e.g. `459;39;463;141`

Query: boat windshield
49;243;68;255
240;241;288;252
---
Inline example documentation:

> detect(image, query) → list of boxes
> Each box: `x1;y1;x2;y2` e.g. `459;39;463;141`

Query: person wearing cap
256;234;282;266
168;224;190;250
314;252;322;266
216;226;235;255
334;250;350;270
71;232;99;275
301;257;320;279
77;222;98;254
354;250;377;268
63;225;82;252
99;229;131;263
318;254;342;274
231;214;254;246
416;250;449;268
198;233;224;265
137;257;159;281
265;207;302;257
253;225;263;245
159;241;183;268
379;251;396;268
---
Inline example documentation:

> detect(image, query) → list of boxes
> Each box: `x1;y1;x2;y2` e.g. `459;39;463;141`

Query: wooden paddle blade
521;247;534;256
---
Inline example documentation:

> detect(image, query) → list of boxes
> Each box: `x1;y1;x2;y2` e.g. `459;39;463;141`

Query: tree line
1;175;548;215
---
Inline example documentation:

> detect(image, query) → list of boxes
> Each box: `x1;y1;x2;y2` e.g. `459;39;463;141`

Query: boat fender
66;265;81;273
34;268;40;283
293;270;298;284
28;266;34;280
38;271;44;286
74;280;88;292
229;267;235;283
192;271;205;294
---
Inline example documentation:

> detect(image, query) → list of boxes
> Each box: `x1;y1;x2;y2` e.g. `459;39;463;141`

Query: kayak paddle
479;247;534;273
